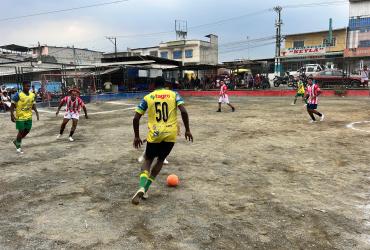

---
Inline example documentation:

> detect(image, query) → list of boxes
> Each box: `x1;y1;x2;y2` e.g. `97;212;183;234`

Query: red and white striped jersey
306;84;321;105
220;84;228;97
60;96;85;114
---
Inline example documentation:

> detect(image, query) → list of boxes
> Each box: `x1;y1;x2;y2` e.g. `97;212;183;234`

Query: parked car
312;70;362;88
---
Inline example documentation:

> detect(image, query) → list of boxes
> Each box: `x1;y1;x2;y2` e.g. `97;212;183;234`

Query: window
293;40;304;48
149;51;158;57
323;37;336;47
160;51;168;59
173;50;182;59
185;49;193;58
359;40;370;48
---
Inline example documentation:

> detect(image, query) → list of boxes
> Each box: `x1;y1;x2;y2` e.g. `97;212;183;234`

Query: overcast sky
0;0;349;61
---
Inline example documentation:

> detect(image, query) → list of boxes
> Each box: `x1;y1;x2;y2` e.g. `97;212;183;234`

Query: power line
219;42;276;54
0;0;128;22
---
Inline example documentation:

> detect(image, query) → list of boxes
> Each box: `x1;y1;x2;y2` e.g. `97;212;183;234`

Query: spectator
360;65;369;88
1;90;11;112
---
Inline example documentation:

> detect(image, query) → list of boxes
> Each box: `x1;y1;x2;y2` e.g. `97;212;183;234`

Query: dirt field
1;96;370;250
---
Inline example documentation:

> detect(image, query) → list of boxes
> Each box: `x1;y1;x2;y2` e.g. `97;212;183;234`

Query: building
31;45;103;65
280;28;347;72
344;0;370;73
123;34;218;66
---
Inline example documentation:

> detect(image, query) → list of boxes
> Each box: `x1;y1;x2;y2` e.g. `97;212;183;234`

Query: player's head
307;75;314;85
69;88;80;100
364;65;368;70
22;81;31;93
154;76;165;88
220;80;225;85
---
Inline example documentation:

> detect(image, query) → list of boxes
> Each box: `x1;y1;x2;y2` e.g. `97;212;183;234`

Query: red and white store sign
281;47;326;57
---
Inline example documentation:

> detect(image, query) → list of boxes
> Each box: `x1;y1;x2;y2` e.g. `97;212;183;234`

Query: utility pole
273;6;282;76
106;36;117;58
246;36;250;60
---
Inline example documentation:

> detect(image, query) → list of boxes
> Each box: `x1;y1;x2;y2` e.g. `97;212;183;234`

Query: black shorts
145;142;175;161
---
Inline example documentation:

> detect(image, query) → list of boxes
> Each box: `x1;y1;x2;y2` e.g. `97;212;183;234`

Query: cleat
309;120;317;123
163;159;169;165
320;113;325;122
216;110;221;112
138;152;145;163
291;103;295;105
131;187;145;205
56;134;62;139
142;191;149;200
69;137;74;142
16;148;23;154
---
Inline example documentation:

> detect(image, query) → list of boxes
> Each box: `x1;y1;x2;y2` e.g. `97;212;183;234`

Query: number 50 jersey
135;89;184;143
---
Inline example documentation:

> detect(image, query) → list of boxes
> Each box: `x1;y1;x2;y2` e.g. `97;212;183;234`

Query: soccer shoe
320;114;325;122
309;120;317;123
138;153;145;163
291;102;295;105
69;137;74;142
142;191;149;200
56;134;62;139
131;187;145;205
216;109;221;112
16;148;24;154
164;159;169;165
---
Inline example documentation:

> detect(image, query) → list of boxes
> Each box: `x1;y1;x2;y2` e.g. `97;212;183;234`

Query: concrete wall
350;0;370;17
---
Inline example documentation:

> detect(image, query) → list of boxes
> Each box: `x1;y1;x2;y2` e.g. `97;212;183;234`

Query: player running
291;77;305;105
132;76;193;205
217;80;235;112
56;88;88;142
10;81;40;154
305;76;324;123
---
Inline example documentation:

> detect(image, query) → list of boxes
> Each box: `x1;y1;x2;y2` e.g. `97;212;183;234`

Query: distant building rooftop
0;44;29;53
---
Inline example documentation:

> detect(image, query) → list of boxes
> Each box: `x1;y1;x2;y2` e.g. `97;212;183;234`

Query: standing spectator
1;91;11;111
360;65;369;88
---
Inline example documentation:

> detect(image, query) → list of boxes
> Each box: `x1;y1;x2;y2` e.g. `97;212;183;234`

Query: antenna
175;20;187;40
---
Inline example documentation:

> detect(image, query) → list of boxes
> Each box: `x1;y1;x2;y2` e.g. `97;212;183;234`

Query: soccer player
10;81;39;154
132;76;193;205
217;80;235;112
56;88;88;142
305;77;324;123
292;77;305;105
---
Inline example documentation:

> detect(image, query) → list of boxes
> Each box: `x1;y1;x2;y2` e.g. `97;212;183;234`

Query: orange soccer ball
167;174;179;187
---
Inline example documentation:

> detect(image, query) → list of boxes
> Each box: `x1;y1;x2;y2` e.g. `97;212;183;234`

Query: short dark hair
154;76;165;87
22;81;31;86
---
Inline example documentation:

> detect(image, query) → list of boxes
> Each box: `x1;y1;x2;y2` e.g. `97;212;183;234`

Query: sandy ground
1;96;370;250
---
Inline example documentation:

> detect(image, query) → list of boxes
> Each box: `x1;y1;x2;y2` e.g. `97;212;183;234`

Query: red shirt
60;96;85;114
220;84;228;97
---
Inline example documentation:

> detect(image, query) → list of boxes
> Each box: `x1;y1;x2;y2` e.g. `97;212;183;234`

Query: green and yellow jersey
136;89;184;143
11;91;36;121
297;81;305;94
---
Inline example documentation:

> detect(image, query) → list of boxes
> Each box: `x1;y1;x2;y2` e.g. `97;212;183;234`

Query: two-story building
280;28;347;72
126;34;218;66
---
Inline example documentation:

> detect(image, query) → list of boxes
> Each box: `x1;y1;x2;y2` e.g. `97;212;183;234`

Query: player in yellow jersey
291;77;306;105
10;81;39;154
131;77;193;205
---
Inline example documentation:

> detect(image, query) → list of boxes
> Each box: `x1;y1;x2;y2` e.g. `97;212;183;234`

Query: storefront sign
281;47;326;57
344;48;370;57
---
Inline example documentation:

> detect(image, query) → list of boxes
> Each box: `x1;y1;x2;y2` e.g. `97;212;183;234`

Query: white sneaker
57;134;62;139
138;153;145;163
16;148;24;154
143;191;149;199
309;120;317;123
291;102;295;105
164;159;169;165
320;113;325;122
131;187;145;205
69;137;74;142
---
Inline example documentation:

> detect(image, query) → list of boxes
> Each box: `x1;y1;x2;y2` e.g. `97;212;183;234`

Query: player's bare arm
32;104;39;121
10;103;16;122
178;104;193;142
83;106;88;119
133;112;143;148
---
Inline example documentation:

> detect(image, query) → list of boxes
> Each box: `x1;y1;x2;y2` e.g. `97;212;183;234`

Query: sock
60;129;64;135
309;113;316;121
294;98;297;104
316;112;322;117
69;130;75;137
14;139;21;149
139;170;149;188
144;176;155;192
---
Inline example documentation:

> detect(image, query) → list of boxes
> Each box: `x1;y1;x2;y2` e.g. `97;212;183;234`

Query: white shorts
64;112;80;120
219;95;230;104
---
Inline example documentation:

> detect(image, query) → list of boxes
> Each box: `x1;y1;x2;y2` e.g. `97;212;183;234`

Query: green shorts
295;93;304;97
16;119;32;131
